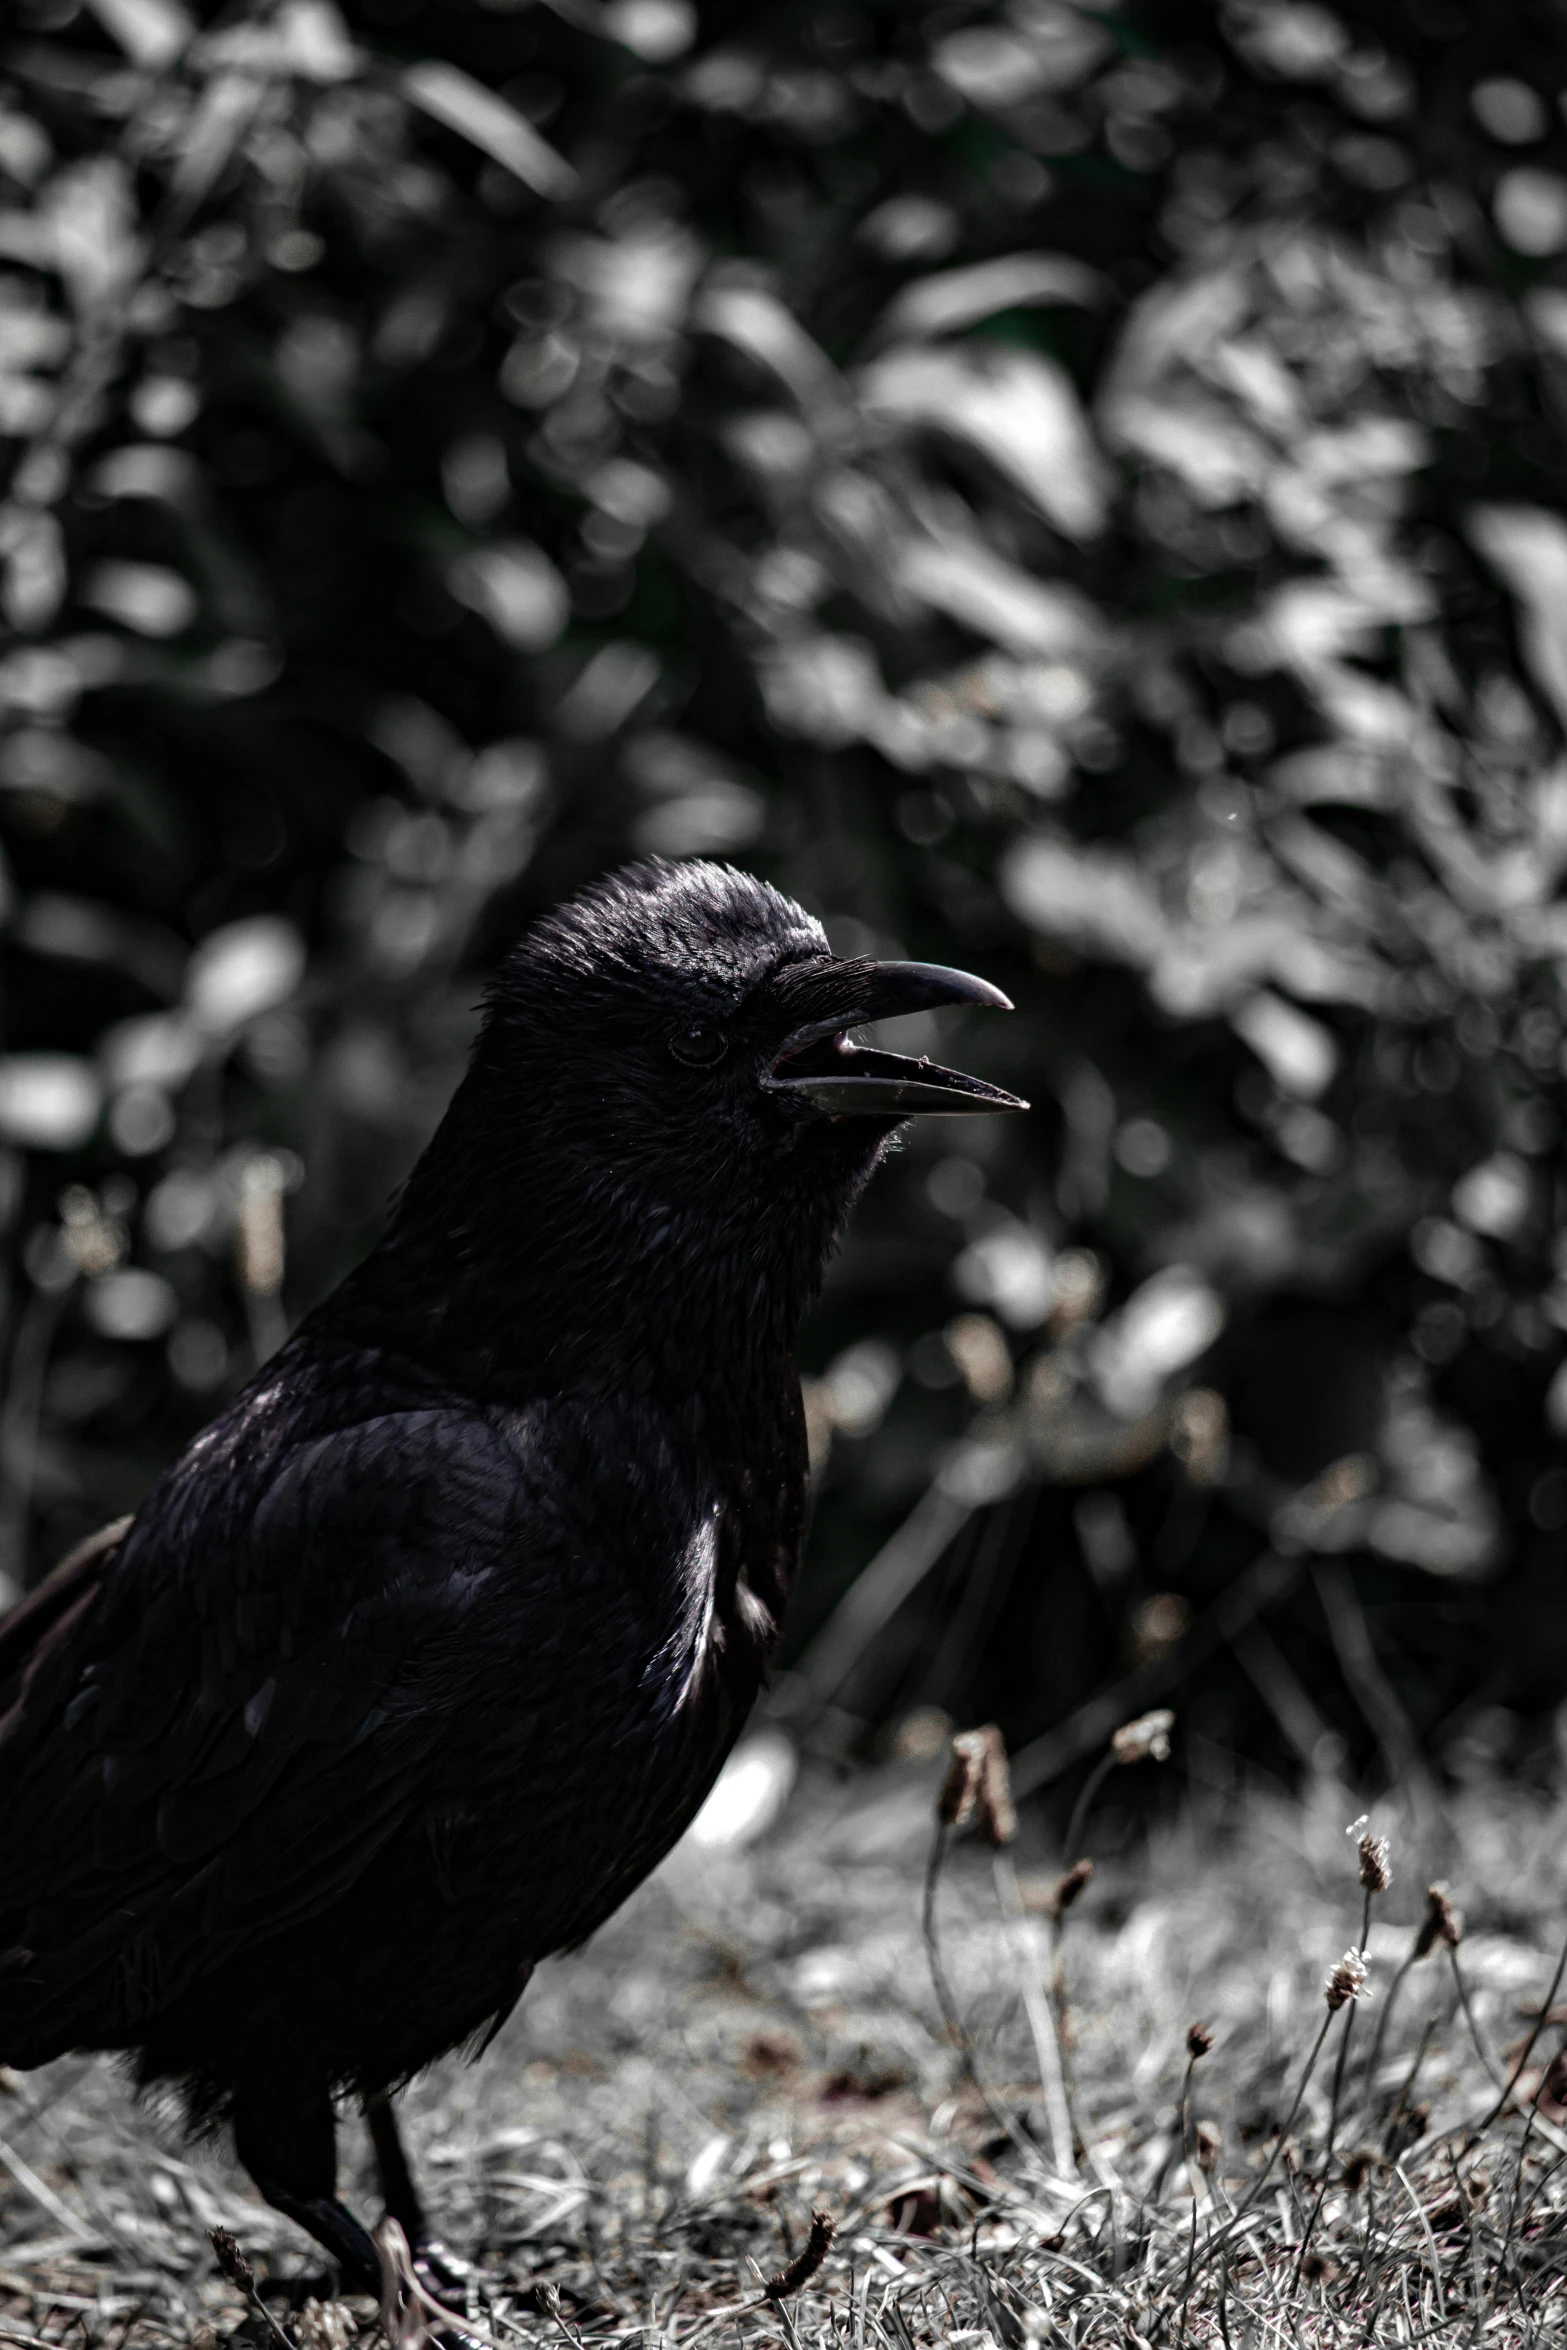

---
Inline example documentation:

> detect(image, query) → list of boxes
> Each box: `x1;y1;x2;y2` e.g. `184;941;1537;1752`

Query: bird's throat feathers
327;1060;886;1422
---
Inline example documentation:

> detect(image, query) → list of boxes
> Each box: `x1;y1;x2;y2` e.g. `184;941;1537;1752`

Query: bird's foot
411;2239;506;2302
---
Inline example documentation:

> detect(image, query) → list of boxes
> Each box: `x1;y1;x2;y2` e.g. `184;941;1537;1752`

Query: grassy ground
4;1745;1567;2350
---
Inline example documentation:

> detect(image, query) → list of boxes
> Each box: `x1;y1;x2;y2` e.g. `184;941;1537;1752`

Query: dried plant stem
1252;2012;1337;2208
1352;2158;1387;2337
921;1822;969;2079
1446;2143;1486;2324
920;1823;1032;2160
991;1852;1075;2177
1498;2073;1553;2303
1045;1906;1087;2163
1061;1753;1115;1869
1323;1885;1373;2151
1390;2159;1445;2291
1447;1944;1507;2094
1321;2028;1358;2173
1290;1995;1362;2290
1477;1923;1567;2133
1515;2144;1567;2248
1180;2003;1336;2304
1357;1946;1418;2122
1382;2015;1437;2157
1214;2246;1237;2350
1174;2054;1204;2345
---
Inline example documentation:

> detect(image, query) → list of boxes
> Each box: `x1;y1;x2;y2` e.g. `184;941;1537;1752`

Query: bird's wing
0;1513;131;1728
0;1388;533;2055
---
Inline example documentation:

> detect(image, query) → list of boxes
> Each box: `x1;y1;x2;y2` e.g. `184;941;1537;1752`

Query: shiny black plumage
0;860;1018;2289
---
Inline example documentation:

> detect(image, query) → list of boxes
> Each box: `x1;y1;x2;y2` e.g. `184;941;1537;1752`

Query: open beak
763;958;1028;1118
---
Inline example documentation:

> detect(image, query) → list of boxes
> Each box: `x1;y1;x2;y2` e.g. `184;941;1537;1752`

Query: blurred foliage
7;0;1567;1787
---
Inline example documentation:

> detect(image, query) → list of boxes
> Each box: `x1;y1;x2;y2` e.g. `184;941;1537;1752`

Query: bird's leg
233;2079;381;2297
363;2091;493;2296
363;2091;428;2249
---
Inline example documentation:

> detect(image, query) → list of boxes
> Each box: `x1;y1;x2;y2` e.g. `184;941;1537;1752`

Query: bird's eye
669;1021;728;1068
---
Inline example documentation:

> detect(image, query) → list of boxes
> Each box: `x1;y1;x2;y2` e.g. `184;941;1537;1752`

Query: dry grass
5;1754;1567;2350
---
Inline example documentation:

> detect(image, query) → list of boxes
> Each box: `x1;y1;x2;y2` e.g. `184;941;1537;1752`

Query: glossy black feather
0;863;890;2168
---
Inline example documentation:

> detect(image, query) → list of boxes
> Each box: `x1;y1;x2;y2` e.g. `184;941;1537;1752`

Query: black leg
233;2078;381;2297
364;2091;497;2297
364;2091;427;2248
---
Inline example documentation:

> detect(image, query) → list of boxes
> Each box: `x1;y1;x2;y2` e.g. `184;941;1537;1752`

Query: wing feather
0;1376;523;2061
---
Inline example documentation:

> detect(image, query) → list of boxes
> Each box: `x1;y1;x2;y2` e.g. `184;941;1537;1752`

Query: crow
0;860;1022;2294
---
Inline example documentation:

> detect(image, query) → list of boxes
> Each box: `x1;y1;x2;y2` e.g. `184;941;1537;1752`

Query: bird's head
481;858;1022;1194
375;861;1024;1392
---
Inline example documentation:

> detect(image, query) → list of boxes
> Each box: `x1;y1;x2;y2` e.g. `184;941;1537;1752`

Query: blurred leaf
698;282;841;415
859;346;1108;540
401;62;576;200
1469;506;1567;737
185;917;305;1036
448;544;569;652
0;1056;102;1149
85;0;192;69
873;254;1105;348
82;562;197;637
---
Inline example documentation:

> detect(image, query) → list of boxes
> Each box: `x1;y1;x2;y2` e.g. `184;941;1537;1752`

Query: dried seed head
939;1725;1014;1843
1325;1948;1370;2012
975;1726;1016;1849
59;1186;125;1279
209;2227;256;2295
938;1730;987;1829
237;1154;287;1299
1358;1831;1391;1895
1340;2148;1375;2194
1111;1708;1176;1766
1169;1387;1229;1485
1414;1882;1462;1959
1128;1595;1189;1664
1050;1857;1094;1915
1048;1249;1104;1335
888;1706;954;1764
1186;2021;1214;2060
945;1313;1013;1404
1194;2120;1221;2174
765;2209;836;2301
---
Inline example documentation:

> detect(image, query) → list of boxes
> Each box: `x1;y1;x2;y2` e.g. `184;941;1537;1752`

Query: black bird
0;861;1022;2292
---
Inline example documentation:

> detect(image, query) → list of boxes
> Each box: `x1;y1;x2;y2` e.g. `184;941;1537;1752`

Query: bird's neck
316;1081;867;1448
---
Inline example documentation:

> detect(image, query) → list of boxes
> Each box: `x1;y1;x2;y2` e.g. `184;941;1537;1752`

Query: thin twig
1447;1944;1507;2094
992;1851;1076;2177
1061;1753;1116;1872
919;1822;1036;2164
1477;1923;1567;2133
1289;1994;1361;2290
1358;1946;1419;2122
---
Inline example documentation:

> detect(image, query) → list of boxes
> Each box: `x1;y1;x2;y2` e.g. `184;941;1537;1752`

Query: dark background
4;0;1567;1802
